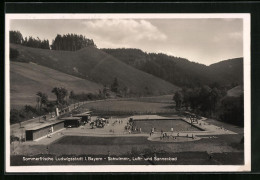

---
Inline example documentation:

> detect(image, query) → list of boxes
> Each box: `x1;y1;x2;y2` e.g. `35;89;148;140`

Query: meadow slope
10;44;180;97
227;85;243;97
10;62;103;108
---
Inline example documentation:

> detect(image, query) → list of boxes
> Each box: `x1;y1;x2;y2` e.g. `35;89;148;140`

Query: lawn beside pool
53;136;155;146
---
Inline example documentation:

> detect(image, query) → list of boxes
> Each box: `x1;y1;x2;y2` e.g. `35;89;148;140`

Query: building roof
73;113;91;117
26;120;64;131
61;117;82;120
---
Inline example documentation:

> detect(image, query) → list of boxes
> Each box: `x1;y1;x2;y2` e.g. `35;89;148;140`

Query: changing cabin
25;120;64;141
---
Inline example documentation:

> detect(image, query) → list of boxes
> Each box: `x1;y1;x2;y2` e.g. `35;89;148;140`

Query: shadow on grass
162;105;175;109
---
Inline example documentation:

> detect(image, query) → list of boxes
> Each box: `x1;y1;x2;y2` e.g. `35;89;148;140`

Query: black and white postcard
5;13;251;172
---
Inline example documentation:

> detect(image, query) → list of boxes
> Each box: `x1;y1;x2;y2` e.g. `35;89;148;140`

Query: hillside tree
36;92;48;111
173;91;183;109
10;31;23;44
51;87;68;105
111;77;119;93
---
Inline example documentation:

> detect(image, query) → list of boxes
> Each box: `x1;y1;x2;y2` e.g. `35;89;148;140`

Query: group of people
112;119;123;126
189;115;199;124
159;129;172;140
160;133;175;140
125;121;142;134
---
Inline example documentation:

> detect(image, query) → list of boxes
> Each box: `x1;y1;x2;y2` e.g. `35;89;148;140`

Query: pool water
133;119;201;133
53;136;154;145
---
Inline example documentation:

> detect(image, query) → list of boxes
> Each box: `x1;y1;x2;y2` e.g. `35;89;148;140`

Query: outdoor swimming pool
133;119;202;133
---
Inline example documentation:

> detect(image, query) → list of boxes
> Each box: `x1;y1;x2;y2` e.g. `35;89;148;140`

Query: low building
73;112;91;123
61;117;82;128
25;120;64;141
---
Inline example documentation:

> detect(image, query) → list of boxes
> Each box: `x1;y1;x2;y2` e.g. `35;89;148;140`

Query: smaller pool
133;119;202;133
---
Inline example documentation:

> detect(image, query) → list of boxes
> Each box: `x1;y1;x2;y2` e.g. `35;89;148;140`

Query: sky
10;18;243;65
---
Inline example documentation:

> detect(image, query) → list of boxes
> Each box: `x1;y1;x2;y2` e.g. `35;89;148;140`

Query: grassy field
10;62;103;108
121;95;174;103
82;99;176;115
50;135;243;154
11;134;243;157
54;136;155;146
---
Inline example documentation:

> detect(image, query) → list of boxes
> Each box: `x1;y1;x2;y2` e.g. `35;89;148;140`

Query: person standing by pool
150;129;153;136
171;127;173;134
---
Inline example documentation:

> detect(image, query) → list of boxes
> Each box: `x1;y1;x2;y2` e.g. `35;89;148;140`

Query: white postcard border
5;13;251;173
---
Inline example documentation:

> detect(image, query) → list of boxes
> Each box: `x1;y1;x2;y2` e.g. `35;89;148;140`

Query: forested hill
10;44;179;96
102;48;243;88
208;58;243;85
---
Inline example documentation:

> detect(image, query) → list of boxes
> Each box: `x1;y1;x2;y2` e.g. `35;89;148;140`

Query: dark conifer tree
51;33;96;51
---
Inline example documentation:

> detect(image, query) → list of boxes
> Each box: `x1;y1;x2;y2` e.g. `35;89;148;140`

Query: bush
10;109;22;124
10;135;20;143
219;95;244;127
24;105;38;114
70;92;102;101
10;48;19;59
10;105;42;124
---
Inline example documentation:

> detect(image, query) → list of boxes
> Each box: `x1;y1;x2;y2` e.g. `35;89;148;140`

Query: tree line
173;85;244;127
51;34;96;51
23;37;50;49
10;31;50;49
9;30;96;51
